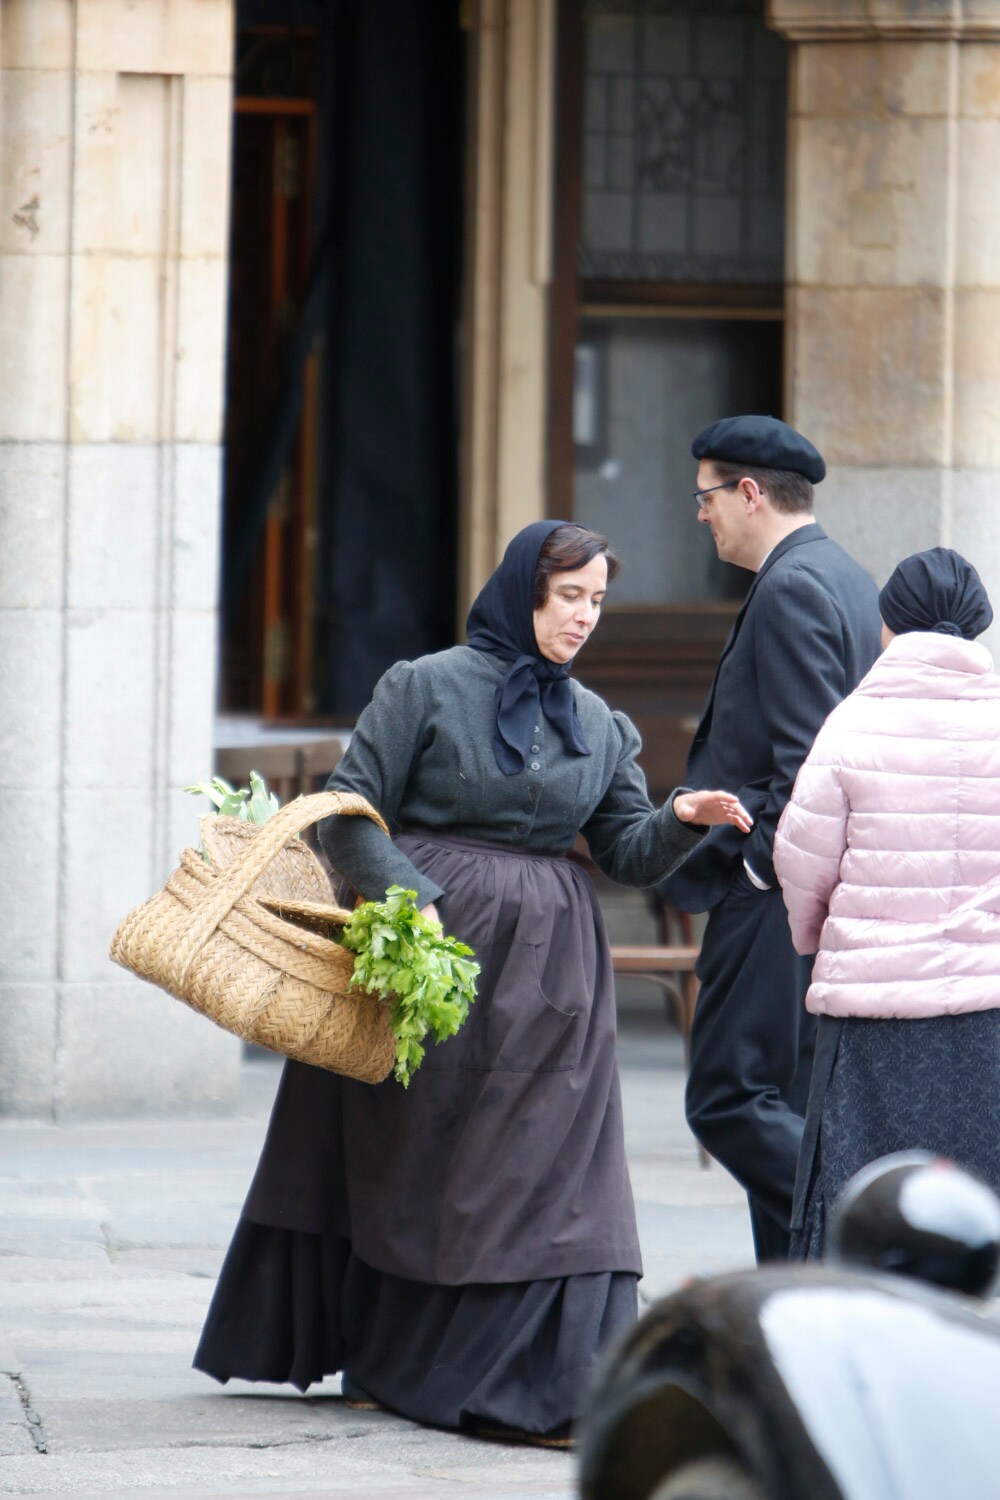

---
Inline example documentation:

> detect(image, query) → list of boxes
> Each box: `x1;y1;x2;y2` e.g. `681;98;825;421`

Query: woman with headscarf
193;521;751;1442
773;547;1000;1259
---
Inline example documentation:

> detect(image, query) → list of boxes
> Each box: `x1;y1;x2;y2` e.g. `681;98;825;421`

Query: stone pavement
0;1009;753;1499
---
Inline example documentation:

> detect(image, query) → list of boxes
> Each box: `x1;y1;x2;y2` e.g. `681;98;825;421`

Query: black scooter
577;1153;1000;1500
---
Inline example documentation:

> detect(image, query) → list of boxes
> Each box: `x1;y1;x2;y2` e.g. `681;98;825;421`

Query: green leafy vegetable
340;886;479;1087
181;776;475;1086
184;771;281;825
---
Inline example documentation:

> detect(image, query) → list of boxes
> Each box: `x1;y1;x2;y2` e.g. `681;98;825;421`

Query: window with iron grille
581;0;786;283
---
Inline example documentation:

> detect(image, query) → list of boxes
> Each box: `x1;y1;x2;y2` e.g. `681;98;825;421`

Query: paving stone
0;1023;752;1498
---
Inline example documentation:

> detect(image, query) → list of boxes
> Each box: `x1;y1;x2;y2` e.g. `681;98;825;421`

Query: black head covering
466;520;594;777
692;414;826;484
879;548;993;641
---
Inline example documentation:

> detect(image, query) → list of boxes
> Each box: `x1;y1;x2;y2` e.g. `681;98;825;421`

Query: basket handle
170;790;389;989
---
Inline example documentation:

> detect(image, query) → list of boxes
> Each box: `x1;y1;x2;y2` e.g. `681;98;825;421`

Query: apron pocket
421;938;581;1075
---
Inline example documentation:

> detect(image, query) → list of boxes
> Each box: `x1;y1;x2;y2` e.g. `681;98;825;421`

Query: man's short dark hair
710;461;814;516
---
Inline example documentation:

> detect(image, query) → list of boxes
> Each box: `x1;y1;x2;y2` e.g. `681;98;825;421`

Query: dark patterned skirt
194;1222;638;1433
791;1011;1000;1261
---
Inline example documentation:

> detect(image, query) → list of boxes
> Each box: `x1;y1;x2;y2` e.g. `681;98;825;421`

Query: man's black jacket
660;523;881;914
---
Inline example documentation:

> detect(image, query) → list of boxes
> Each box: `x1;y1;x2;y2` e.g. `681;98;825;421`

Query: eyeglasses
693;480;739;510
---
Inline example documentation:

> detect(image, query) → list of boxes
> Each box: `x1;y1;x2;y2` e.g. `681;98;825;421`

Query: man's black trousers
685;871;817;1262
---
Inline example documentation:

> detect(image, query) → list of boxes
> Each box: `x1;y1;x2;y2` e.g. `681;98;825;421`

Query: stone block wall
0;0;239;1115
771;1;1000;646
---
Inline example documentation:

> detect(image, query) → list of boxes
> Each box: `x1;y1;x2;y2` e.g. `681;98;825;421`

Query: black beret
692;414;826;484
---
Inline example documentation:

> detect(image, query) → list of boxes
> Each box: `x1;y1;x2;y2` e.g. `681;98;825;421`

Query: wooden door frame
457;0;559;628
545;4;787;527
547;0;583;521
229;92;320;719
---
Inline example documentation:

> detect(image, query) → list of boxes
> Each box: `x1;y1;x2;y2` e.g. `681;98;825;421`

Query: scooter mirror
828;1152;1000;1298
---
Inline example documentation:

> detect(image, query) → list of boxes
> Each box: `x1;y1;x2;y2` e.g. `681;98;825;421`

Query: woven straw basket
109;791;397;1084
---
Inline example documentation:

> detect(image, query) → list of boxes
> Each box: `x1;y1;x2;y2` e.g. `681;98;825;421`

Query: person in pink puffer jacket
773;548;1000;1258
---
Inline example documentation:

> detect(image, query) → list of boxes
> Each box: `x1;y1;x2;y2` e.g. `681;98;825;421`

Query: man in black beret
659;414;881;1261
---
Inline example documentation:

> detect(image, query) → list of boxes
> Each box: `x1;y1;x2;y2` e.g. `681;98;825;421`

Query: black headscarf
466;520;594;776
879;548;993;641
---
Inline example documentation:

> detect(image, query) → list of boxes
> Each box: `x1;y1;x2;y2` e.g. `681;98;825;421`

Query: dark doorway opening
221;1;464;723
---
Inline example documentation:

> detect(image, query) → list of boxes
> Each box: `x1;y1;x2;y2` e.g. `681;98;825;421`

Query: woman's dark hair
532;525;621;610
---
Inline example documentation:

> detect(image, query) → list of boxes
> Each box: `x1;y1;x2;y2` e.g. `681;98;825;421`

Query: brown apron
243;831;641;1285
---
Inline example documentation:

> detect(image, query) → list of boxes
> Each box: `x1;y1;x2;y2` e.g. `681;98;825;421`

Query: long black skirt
194;1222;637;1432
194;831;641;1433
791;1010;1000;1261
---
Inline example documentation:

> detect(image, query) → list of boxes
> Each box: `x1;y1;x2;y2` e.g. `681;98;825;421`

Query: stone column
770;1;1000;644
458;0;557;622
0;0;239;1114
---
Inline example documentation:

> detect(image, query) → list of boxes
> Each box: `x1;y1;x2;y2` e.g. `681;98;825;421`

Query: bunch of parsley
340;885;479;1087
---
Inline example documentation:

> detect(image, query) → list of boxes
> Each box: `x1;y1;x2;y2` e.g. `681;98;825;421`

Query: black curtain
320;0;462;713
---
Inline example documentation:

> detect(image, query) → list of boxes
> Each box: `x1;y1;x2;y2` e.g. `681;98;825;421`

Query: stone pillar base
0;1;240;1116
0;980;239;1119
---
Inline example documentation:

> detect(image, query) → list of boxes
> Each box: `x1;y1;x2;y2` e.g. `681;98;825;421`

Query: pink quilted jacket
773;632;1000;1019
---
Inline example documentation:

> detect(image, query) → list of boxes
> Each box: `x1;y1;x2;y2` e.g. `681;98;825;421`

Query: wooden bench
609;909;710;1170
609;944;700;1055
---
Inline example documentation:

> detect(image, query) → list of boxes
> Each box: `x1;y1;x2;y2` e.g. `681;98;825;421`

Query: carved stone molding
768;1;1000;42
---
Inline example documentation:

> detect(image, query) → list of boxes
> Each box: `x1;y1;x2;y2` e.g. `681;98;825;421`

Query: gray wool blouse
319;645;705;908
